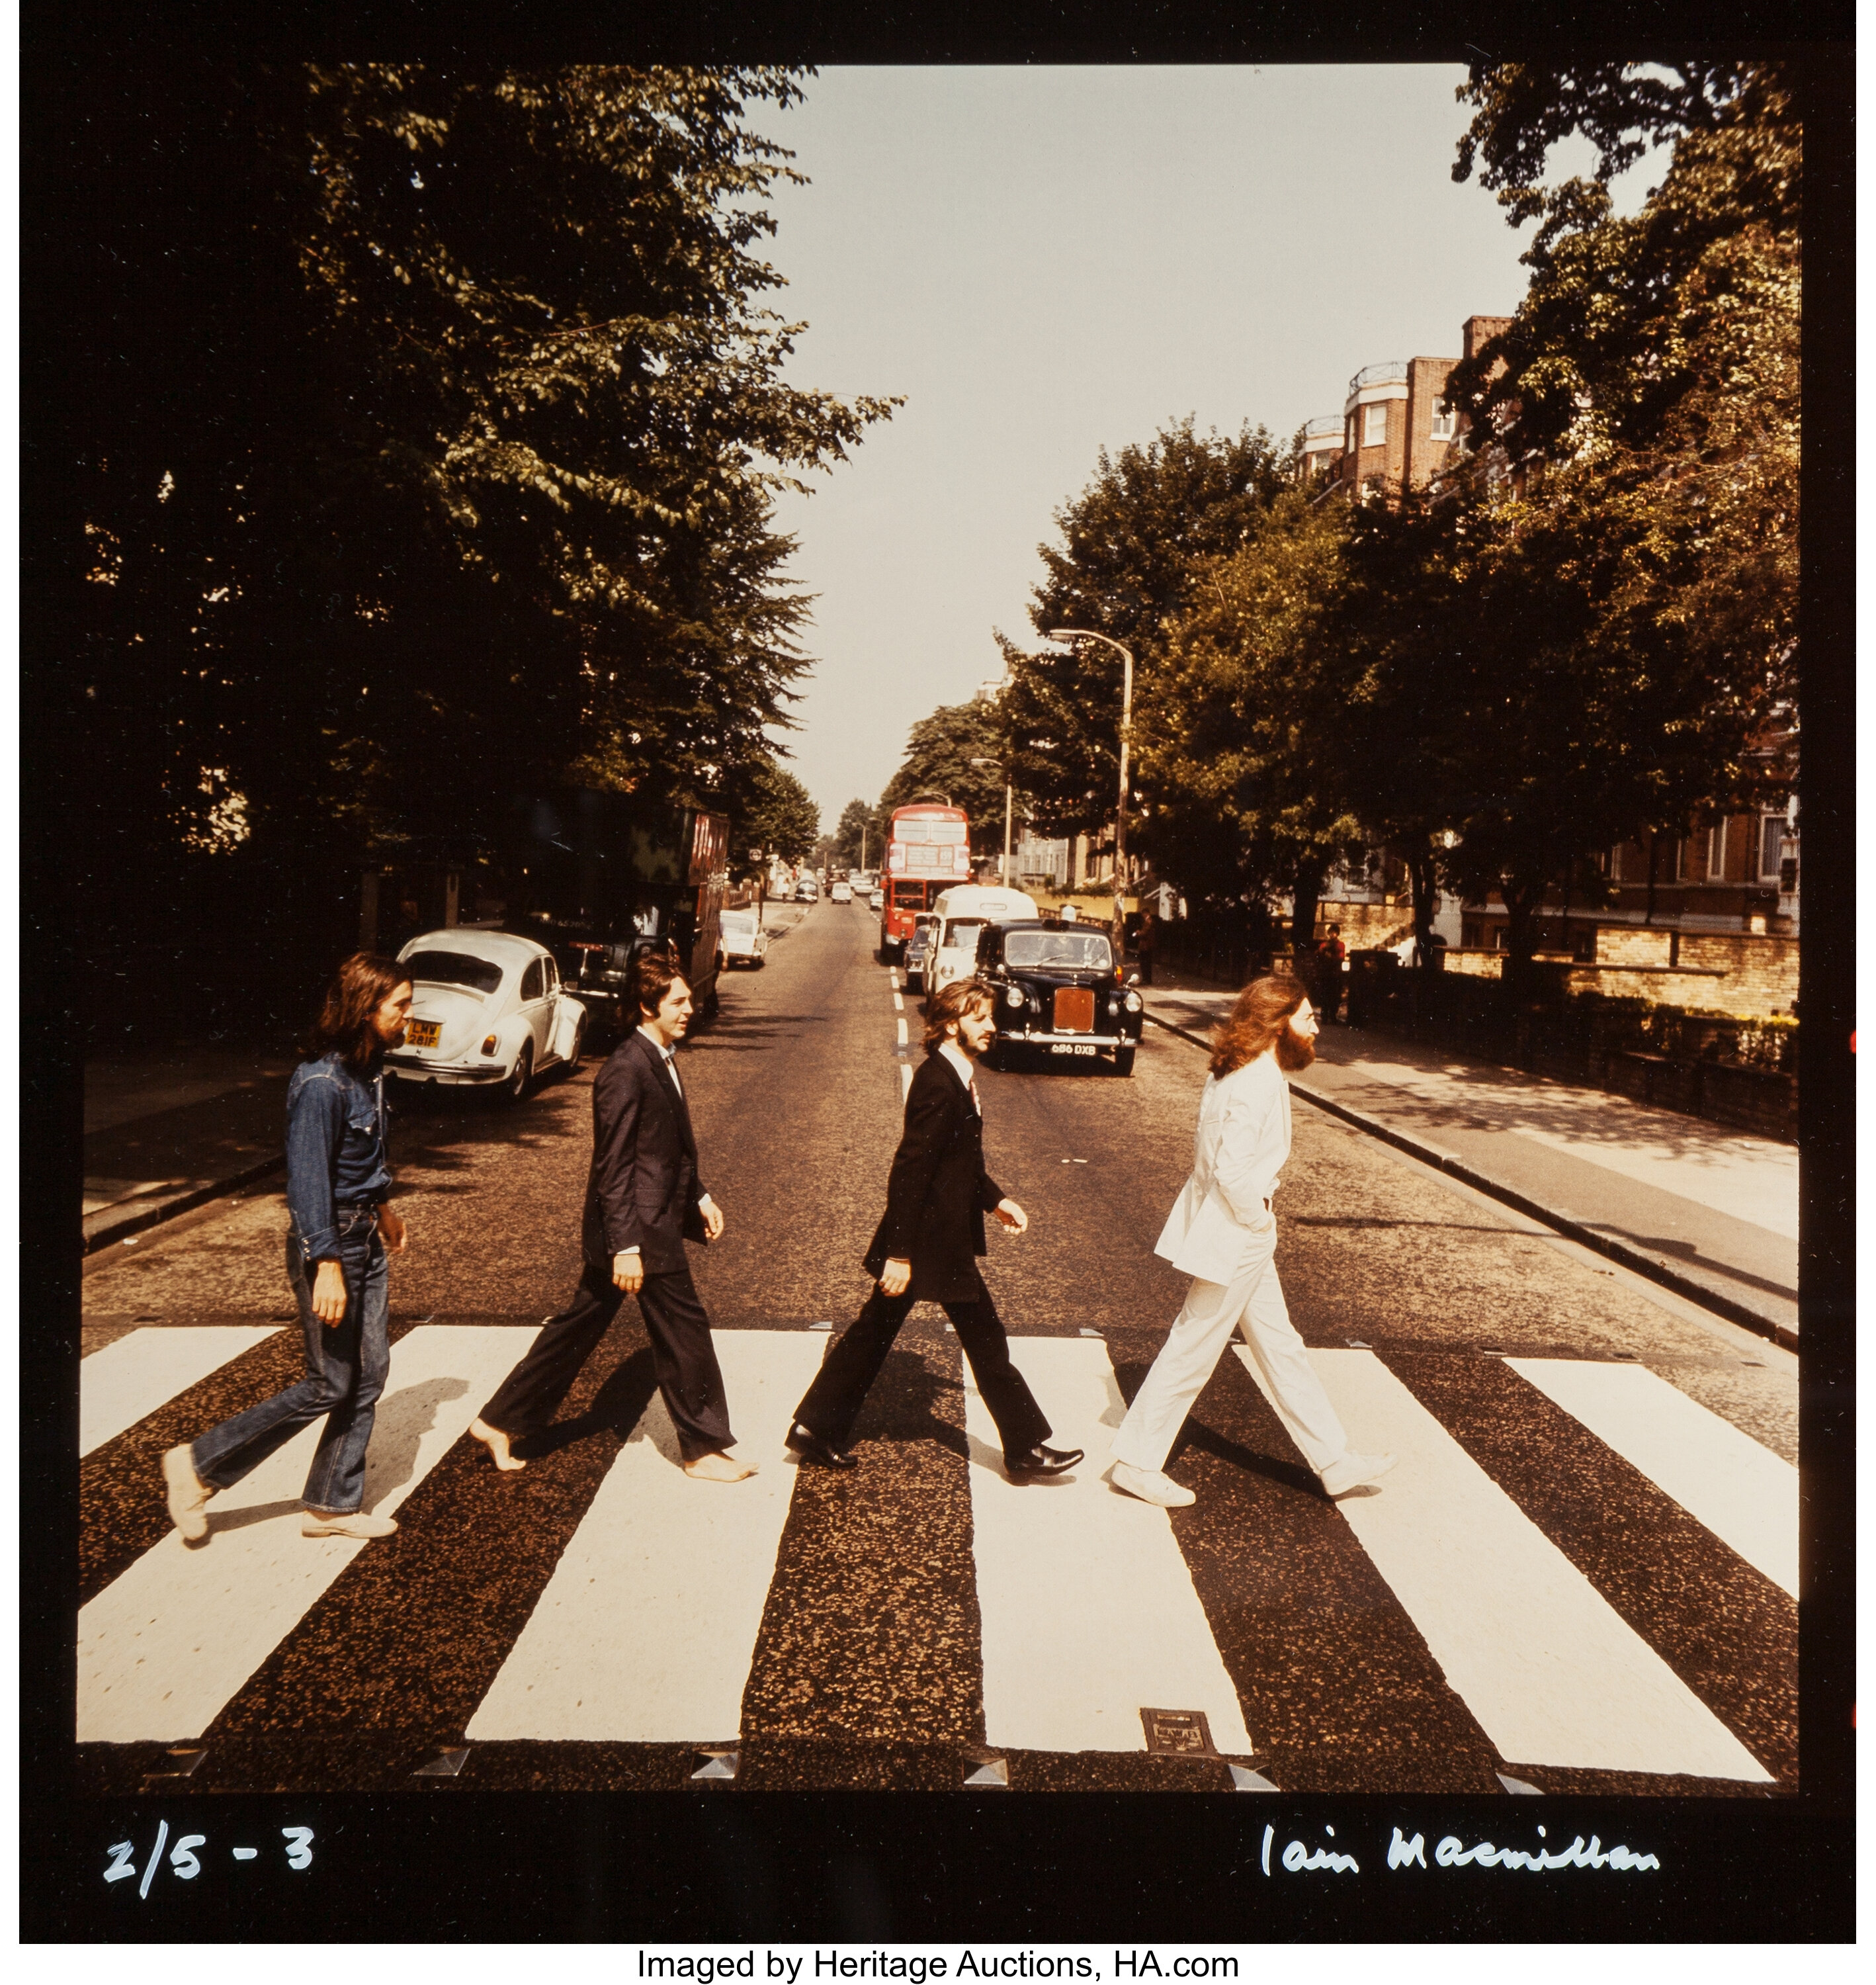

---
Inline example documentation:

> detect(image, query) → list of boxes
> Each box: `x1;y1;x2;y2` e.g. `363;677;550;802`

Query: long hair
1209;973;1308;1078
306;953;412;1069
924;977;994;1050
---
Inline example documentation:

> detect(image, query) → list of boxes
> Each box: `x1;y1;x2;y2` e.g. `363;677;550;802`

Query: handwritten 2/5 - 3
105;1823;314;1894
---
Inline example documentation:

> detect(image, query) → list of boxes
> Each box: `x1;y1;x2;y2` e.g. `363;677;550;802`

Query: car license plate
1050;1042;1097;1056
406;1020;441;1049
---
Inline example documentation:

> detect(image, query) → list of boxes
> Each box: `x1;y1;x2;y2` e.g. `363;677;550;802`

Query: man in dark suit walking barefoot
786;977;1082;1481
469;952;753;1483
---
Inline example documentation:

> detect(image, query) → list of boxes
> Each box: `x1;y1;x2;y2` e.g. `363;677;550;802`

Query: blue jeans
191;1208;390;1514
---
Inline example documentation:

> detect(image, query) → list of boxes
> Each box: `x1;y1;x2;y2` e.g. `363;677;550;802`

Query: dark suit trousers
793;1274;1051;1460
480;1258;734;1462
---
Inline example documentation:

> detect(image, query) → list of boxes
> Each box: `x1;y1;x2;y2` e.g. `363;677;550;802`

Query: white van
925;885;1041;998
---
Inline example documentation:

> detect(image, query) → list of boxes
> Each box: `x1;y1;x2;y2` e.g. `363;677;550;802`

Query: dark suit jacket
863;1049;1005;1303
581;1031;710;1275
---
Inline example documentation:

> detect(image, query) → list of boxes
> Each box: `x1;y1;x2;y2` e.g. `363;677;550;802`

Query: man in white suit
1108;975;1395;1508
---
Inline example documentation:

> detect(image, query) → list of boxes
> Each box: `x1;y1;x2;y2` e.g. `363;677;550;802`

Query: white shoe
1109;1462;1196;1508
1320;1451;1396;1497
302;1509;399;1538
163;1444;210;1541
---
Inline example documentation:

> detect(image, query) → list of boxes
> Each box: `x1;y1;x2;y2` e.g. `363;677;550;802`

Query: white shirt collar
937;1039;978;1097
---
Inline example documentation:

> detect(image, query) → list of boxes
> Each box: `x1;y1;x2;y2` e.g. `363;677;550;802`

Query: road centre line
1235;1345;1771;1781
466;1331;828;1743
81;1326;284;1458
78;1325;534;1742
892;991;903;1011
1505;1357;1797;1597
896;1016;908;1047
966;1337;1255;1757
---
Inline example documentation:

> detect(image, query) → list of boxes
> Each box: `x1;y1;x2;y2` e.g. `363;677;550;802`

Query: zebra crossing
76;1320;1797;1789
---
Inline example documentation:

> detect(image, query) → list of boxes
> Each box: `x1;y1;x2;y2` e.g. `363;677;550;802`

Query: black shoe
788;1425;857;1470
1005;1443;1083;1479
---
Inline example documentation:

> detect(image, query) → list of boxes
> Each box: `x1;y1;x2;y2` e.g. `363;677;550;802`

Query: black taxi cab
974;919;1144;1075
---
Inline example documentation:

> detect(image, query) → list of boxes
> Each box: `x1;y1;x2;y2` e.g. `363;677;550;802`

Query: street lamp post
1046;628;1135;954
970;759;1014;887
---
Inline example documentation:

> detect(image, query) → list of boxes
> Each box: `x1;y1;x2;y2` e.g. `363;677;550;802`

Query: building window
1430;405;1457;442
1345;416;1357;455
1758;815;1786;881
1363;402;1388;446
1707;818;1730;881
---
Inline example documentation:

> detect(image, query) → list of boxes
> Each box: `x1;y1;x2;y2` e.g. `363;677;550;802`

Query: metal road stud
962;1755;1009;1788
1496;1771;1544;1795
413;1747;470;1778
690;1747;740;1783
1227;1765;1280;1792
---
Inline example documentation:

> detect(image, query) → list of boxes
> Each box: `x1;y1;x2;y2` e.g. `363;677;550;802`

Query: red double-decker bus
880;803;972;960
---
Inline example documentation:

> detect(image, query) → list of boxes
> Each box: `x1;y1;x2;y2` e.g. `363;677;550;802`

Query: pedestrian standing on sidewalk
468;952;753;1483
1135;907;1158;987
785;978;1083;1481
162;954;415;1544
1107;976;1394;1509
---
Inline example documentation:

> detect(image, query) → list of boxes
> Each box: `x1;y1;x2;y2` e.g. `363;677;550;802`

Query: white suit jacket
1154;1052;1291;1284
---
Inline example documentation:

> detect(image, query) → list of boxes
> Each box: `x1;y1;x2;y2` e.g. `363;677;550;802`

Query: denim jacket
285;1053;392;1261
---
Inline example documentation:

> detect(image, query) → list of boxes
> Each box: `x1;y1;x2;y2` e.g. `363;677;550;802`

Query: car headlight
482;1034;499;1055
1004;986;1024;1008
1124;991;1142;1012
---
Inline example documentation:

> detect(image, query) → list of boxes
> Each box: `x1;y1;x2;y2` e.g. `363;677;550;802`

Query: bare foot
469;1417;527;1472
684;1450;757;1482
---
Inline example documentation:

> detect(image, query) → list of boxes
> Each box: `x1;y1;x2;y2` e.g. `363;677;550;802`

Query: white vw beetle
386;928;587;1102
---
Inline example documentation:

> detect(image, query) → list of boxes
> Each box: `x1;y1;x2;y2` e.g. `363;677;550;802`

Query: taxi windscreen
1003;930;1114;971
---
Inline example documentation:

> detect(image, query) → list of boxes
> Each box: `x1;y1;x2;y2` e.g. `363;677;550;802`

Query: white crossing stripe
1235;1346;1771;1781
77;1326;535;1742
1506;1358;1799;1599
81;1326;283;1457
466;1330;828;1742
967;1337;1254;1756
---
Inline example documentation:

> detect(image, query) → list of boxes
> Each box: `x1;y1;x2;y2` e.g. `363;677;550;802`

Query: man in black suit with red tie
786;977;1083;1481
470;951;753;1483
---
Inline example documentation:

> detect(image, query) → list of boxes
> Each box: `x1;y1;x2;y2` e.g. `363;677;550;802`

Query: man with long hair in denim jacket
161;953;415;1544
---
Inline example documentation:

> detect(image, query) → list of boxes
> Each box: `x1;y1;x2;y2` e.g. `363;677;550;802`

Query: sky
755;67;1654;832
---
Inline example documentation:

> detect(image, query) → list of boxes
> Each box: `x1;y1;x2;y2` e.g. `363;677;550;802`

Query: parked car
902;912;940;992
830;880;853;904
976;919;1144;1075
715;908;769;970
387;928;588;1101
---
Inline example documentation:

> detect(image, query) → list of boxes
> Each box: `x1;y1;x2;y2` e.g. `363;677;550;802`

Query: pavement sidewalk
83;1044;299;1252
1140;971;1798;1348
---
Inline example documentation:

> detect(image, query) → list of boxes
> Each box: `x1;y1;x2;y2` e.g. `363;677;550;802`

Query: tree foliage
828;797;885;869
52;60;895;1028
878;701;1009;854
1001;418;1289;837
736;760;820;865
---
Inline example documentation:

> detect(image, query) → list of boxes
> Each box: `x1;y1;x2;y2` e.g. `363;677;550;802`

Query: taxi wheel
1111;1046;1136;1077
502;1041;534;1104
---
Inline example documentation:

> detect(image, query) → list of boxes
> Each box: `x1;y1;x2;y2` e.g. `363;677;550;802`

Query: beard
1273;1022;1316;1072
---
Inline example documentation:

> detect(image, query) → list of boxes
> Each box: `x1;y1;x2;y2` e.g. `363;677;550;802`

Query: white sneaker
163;1444;210;1541
302;1509;399;1539
1109;1462;1196;1508
1320;1451;1396;1497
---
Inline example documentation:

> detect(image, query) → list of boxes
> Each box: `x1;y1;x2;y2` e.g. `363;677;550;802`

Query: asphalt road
79;899;1799;1796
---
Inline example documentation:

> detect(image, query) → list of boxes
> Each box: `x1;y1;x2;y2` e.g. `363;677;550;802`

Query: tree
737;760;820;865
1143;493;1359;949
48;61;897;1032
830;797;885;869
878;701;1009;856
1002;418;1289;840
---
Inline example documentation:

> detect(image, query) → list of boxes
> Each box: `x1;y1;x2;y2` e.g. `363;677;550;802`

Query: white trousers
1110;1245;1350;1477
